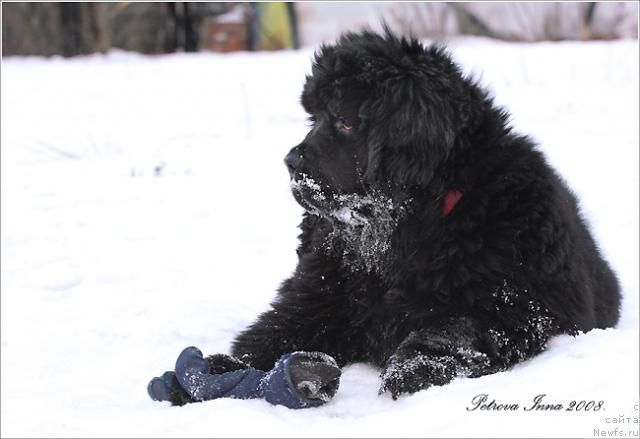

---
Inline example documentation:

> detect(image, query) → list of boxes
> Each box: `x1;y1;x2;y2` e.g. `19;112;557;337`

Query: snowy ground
1;38;638;438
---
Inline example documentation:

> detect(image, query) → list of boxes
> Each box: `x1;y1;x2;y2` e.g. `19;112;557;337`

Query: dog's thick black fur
203;31;621;402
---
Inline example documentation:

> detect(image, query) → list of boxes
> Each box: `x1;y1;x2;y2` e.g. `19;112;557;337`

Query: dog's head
286;30;487;222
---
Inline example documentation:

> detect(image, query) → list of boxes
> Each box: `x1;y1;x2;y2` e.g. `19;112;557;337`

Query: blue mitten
149;347;341;409
174;347;265;402
147;370;193;406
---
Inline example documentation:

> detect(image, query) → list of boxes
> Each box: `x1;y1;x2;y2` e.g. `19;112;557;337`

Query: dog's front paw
379;354;458;399
205;353;249;374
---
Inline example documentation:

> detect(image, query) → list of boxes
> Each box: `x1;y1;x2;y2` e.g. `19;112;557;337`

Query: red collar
442;190;463;216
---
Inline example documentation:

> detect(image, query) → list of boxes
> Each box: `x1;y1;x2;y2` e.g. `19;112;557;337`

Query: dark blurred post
585;2;597;25
165;2;198;52
287;2;299;50
183;2;198;52
449;3;496;39
59;2;98;56
582;2;598;39
247;3;260;51
59;3;81;56
166;2;178;52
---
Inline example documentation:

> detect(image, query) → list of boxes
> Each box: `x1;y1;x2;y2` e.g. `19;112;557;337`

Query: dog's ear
365;78;457;190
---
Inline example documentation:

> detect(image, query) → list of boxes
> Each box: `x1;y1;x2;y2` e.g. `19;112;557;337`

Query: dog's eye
336;117;353;133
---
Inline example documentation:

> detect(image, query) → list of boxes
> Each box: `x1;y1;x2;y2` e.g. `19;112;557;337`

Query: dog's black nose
284;149;303;176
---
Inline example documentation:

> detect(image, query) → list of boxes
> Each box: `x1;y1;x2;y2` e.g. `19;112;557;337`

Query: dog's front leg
231;307;304;371
380;305;560;399
379;317;492;399
231;286;349;370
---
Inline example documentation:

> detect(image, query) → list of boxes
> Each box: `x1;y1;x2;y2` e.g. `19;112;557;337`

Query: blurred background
2;1;638;57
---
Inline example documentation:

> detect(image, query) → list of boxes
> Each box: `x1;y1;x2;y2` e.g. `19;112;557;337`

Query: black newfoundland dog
161;31;622;404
